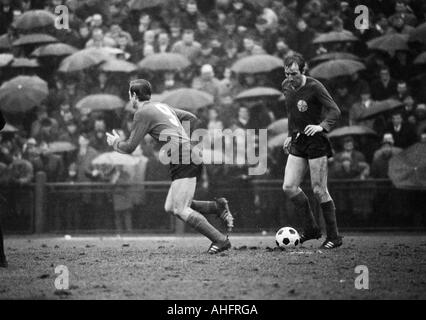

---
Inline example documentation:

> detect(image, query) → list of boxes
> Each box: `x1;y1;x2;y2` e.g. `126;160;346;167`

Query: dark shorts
289;132;333;160
169;162;203;181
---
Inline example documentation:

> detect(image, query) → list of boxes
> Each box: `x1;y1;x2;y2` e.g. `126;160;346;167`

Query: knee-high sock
291;191;318;231
321;201;339;239
190;201;219;216
0;222;5;260
186;210;226;243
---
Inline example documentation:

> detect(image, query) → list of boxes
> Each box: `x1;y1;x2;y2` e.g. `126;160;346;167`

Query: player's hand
304;125;323;136
106;130;121;147
283;137;292;153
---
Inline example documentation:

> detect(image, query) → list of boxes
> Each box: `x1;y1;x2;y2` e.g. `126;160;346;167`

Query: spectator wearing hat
171;29;202;61
192;64;221;102
371;67;398;101
387;111;418;149
371;133;403;178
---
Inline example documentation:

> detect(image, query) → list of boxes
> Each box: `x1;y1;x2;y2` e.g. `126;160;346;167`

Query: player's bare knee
283;184;299;198
172;206;192;222
312;184;328;201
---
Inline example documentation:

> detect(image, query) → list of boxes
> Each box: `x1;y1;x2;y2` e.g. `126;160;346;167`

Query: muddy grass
1;234;426;300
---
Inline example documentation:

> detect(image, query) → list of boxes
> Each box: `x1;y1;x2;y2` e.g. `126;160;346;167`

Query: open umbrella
231;54;284;74
309;59;365;79
13;10;56;30
0;76;48;113
0;53;13;67
138;53;190;71
235;87;282;101
267;118;288;136
45;141;77;154
414;52;426;65
358;99;404;120
268;132;288;149
310;52;360;64
0;123;18;133
129;0;169;10
313;31;358;44
31;43;78;57
59;48;112;73
76;94;125;112
161;88;213;111
12;33;58;47
389;142;426;190
367;34;409;56
409;22;426;44
92;152;140;166
328;126;377;139
101;59;138;73
11;57;39;68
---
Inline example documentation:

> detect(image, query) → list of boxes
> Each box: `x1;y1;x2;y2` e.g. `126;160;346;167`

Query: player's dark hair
283;54;306;73
129;79;152;102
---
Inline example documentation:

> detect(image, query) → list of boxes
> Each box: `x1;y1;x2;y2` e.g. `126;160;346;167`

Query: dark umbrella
161;88;213;111
0;123;18;133
235;87;282;101
138;53;190;71
12;33;58;47
310;52;361;64
328;126;377;139
59;48;112;73
267;118;288;136
389;142;426;190
13;10;56;30
11;58;39;68
129;0;169;10
313;31;358;44
358;99;404;120
309;59;365;79
231;54;284;74
31;43;78;57
0;54;13;67
0;76;48;113
76;94;125;112
409;22;426;44
367;34;409;56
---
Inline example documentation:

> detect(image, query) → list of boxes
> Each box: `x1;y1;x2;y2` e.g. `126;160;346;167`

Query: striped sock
186;210;227;243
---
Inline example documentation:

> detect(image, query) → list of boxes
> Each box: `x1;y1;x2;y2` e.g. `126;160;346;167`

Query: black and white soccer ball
275;227;300;248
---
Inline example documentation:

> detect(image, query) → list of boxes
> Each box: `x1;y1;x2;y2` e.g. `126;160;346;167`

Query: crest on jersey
297;100;308;112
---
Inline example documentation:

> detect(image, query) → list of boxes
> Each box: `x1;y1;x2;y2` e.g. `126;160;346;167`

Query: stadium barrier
0;172;425;234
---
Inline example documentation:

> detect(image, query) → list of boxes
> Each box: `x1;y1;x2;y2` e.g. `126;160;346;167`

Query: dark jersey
114;101;197;158
284;77;341;134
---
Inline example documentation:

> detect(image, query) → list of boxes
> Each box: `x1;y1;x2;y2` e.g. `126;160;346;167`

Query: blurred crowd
1;0;426;230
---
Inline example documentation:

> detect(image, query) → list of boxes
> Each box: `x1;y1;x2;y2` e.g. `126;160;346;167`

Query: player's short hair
129;79;152;102
283;54;306;73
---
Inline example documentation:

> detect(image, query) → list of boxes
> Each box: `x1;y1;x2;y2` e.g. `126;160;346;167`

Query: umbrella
310;52;361;64
31;43;78;57
389;143;426;190
12;33;58;46
367;34;409;56
313;31;358;44
0;123;18;133
129;0;169;10
101;59;138;73
358;99;404;120
409;22;426;44
0;34;12;50
309;59;365;79
76;94;125;112
13;10;56;30
92;152;140;166
161;88;214;111
0;76;48;113
268;132;288;149
0;53;13;67
45;141;77;154
414;52;426;65
59;48;112;72
138;53;190;71
267;118;288;136
11;57;39;68
231;54;284;74
235;87;282;101
125;94;164;113
328;126;377;139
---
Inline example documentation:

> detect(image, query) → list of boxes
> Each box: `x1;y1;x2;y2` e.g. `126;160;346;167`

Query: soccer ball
275;227;300;248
